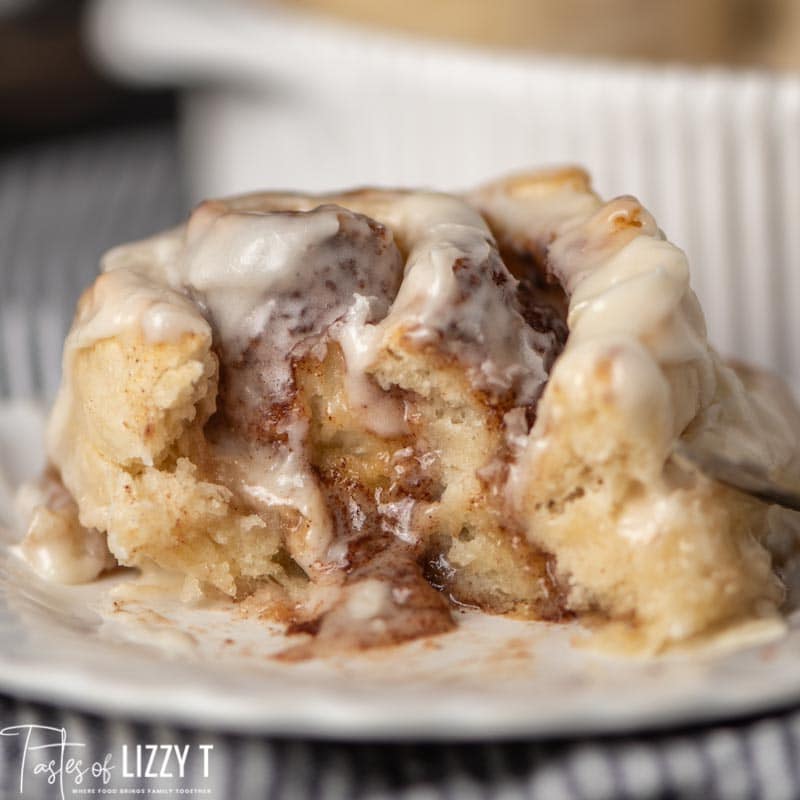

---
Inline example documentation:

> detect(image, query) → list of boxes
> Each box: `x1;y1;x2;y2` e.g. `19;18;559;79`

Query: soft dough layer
23;168;800;655
472;168;798;651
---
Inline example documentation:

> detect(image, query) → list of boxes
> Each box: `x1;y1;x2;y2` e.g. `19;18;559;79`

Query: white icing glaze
223;190;561;405
350;193;556;404
17;474;115;584
471;173;718;447
331;295;408;438
107;202;403;402
21;508;113;584
69;268;210;349
343;578;394;620
204;418;334;573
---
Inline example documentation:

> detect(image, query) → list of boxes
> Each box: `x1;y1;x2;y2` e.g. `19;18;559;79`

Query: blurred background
1;0;800;400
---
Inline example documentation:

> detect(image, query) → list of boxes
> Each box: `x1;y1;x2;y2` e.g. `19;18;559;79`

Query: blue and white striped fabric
0;123;185;401
3;692;800;799
1;123;800;800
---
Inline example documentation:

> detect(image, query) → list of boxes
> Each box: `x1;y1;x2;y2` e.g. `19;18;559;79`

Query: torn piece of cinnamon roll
21;168;800;656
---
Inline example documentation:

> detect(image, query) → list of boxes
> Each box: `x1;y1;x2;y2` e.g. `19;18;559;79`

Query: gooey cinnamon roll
21;168;800;655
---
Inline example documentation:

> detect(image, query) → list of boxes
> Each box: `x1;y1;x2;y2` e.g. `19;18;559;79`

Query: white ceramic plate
2;401;800;740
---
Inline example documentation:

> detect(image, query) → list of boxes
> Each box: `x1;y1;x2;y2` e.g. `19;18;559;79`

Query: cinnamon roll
22;168;800;655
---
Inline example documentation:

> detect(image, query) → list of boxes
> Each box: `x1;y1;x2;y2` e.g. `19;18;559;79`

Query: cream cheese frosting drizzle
363;193;559;405
470;169;718;445
108;202;404;413
194;189;564;408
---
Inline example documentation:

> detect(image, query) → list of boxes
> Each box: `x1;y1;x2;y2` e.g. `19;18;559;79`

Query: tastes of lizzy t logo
0;725;213;798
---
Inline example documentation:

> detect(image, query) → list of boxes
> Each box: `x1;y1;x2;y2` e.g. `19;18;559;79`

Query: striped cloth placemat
0;123;185;401
1;122;799;800
2;692;800;799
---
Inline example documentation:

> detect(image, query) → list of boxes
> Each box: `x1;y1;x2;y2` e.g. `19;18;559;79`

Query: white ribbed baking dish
88;0;800;384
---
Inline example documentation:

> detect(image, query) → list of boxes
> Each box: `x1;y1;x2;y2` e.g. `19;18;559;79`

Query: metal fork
673;441;800;513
